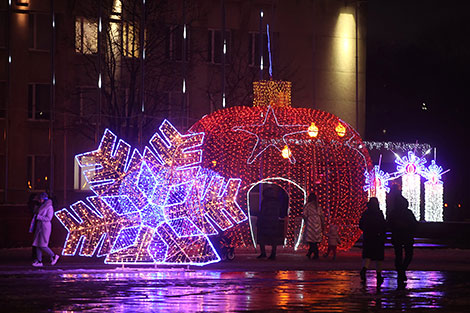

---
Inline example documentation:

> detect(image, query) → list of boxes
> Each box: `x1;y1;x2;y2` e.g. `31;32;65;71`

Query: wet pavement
1;268;469;312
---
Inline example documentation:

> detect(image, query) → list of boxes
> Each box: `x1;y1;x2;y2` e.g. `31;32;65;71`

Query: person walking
303;193;325;259
323;224;341;260
32;193;60;267
359;197;386;286
387;194;418;287
256;187;284;260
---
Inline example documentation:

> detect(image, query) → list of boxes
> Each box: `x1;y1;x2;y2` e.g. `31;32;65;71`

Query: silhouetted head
38;192;49;202
367;197;380;211
396;195;409;211
307;193;317;203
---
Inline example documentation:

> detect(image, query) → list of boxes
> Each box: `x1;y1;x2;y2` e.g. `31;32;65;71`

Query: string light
55;120;247;265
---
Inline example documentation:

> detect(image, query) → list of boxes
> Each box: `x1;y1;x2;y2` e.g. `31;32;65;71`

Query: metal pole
4;1;11;203
355;1;359;132
97;0;102;144
139;0;146;148
221;0;226;108
49;0;56;196
259;9;263;80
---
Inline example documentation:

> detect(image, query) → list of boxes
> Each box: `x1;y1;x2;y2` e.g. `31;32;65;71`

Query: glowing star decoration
308;122;319;138
232;106;309;164
423;160;448;222
395;151;427;220
363;166;390;217
335;123;346;137
55;120;247;266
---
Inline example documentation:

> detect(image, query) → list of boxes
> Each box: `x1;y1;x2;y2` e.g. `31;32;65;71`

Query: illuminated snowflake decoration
55;120;247;266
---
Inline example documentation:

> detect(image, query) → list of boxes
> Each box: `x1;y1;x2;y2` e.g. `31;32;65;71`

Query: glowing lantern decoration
281;145;292;159
395;151;426;220
423;160;448;222
308;122;319;138
190;80;372;251
335;123;346;137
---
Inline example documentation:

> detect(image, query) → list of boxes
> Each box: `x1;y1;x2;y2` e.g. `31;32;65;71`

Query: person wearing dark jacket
257;187;284;260
359;197;386;286
387;194;418;286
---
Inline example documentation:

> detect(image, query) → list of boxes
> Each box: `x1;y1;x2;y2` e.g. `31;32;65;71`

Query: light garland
364;141;432;155
55;121;247;265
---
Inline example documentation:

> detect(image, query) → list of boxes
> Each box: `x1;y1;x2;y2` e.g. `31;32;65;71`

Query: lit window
74;158;91;191
28;84;50;120
27;155;50;191
29;14;51;51
75;17;98;54
122;22;139;58
208;29;230;64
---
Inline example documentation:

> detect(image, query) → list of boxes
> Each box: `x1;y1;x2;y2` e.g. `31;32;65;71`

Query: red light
190;105;372;251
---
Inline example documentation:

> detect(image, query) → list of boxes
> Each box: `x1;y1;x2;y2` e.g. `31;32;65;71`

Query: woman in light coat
303;193;325;259
32;193;59;267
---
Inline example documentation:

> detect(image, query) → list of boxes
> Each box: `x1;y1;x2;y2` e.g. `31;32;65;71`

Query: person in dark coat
359;197;386;286
257;187;284;260
387;194;418;287
385;183;401;219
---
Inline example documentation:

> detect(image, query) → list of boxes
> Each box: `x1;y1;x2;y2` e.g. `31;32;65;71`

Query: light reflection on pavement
0;269;467;312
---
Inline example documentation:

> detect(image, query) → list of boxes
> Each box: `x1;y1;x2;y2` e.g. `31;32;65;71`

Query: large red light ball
190;106;372;251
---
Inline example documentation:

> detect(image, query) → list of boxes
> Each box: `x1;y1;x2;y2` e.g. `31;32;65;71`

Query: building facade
0;0;366;207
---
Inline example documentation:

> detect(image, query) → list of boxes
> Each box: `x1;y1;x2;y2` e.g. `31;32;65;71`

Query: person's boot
257;253;267;259
377;272;384;286
360;267;367;282
398;269;407;282
268;254;276;260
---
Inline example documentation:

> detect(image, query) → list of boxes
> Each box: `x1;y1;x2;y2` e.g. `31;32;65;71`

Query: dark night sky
366;1;470;210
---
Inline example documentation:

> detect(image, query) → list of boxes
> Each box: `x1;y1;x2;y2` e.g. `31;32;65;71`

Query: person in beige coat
303;193;325;259
32;193;59;267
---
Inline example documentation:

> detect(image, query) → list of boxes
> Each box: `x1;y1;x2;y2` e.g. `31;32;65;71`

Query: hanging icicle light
423;160;449;222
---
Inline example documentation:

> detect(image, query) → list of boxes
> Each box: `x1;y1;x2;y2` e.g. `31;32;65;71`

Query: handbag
29;214;37;233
